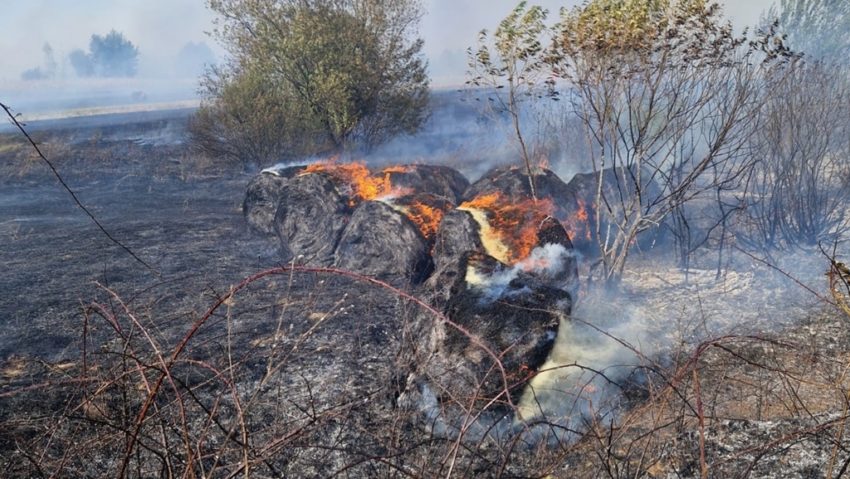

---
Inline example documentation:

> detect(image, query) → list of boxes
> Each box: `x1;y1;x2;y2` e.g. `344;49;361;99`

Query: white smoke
260;162;309;176
513;245;836;444
516;289;655;443
465;243;579;301
454;232;654;443
458;242;656;444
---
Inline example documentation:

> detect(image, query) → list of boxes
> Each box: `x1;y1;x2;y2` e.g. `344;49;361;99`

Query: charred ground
2;108;850;478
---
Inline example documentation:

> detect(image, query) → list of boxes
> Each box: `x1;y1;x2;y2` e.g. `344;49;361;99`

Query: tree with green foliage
189;64;319;166
547;0;794;282
192;0;429;166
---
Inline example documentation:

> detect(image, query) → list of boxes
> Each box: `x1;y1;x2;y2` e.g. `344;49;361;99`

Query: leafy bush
189;65;322;167
191;0;429;166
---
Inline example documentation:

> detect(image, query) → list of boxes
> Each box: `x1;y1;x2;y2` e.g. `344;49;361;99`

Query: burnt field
2;108;850;478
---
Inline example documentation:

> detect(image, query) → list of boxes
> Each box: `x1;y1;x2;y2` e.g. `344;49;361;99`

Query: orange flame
459;192;555;264
300;160;396;203
387;194;452;242
403;202;443;241
301;160;448;240
561;198;592;242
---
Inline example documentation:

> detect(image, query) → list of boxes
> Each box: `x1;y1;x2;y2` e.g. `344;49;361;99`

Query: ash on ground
2;112;850;478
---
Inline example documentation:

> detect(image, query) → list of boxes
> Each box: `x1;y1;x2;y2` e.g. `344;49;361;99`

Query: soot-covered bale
334;200;432;283
537;215;574;249
402;251;570;427
565;166;657;201
563;166;666;253
273;173;349;266
530;217;580;295
401;200;580;439
243;166;304;235
423;209;484;301
432;210;484;268
462;166;573;204
384;165;470;204
425;207;580;304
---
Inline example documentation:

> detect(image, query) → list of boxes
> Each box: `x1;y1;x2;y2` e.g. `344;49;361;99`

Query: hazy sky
0;0;775;85
0;0;219;82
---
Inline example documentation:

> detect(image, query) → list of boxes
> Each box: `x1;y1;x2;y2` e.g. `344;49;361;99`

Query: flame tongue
459;192;555;265
300;160;452;241
561;198;592;242
300;161;396;203
384;194;452;242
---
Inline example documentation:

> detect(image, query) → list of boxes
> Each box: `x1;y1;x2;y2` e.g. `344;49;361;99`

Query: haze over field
0;0;773;115
5;1;850;475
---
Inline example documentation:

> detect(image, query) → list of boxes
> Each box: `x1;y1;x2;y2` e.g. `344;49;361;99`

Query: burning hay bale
273;172;350;265
400;250;572;437
380;164;470;203
333;192;455;283
381;193;455;245
442;252;570;407
461;166;599;252
425;186;580;304
292;162;465;207
244;160;594;443
424;185;580;300
461;165;668;254
401;195;580;438
248;160;468;281
242;165;304;235
334;200;433;283
457;191;557;265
